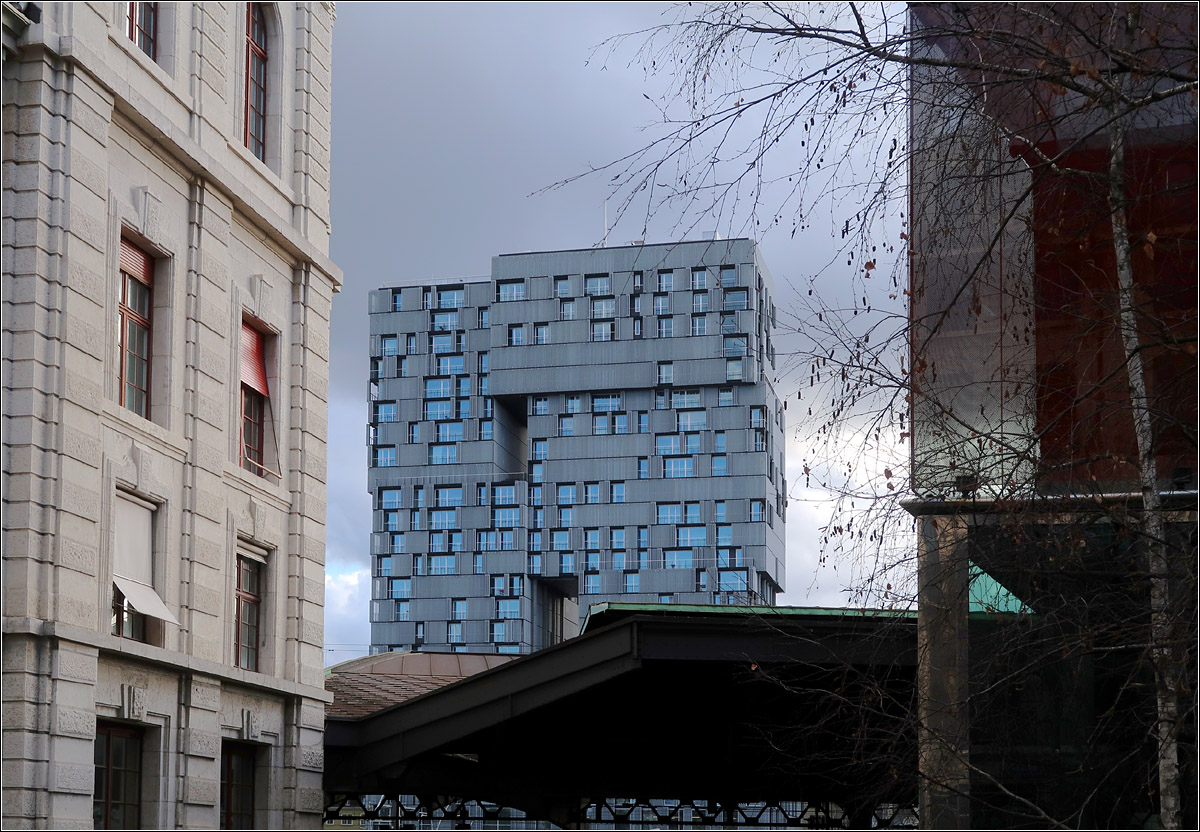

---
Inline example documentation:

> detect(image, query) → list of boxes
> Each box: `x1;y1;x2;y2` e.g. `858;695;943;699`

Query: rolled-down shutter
120;238;154;282
240;322;270;395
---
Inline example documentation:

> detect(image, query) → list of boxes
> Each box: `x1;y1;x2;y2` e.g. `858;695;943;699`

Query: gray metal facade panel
366;240;786;656
368;289;395;315
491;239;756;278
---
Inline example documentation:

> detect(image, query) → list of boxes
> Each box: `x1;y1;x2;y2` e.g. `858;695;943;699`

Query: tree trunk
1107;92;1180;831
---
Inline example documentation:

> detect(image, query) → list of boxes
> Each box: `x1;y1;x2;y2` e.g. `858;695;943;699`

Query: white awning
113;576;179;626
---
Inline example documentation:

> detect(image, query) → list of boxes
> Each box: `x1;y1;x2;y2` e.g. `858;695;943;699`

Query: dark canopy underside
325;605;920;827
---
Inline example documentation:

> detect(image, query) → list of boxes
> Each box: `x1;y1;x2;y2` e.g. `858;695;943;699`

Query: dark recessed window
221;742;256;829
93;722;142;829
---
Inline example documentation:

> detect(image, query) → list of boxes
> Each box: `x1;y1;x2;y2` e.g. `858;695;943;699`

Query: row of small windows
379;509;763;542
392;295;751;332
375;346;768;399
382;618;523;646
379;451;772;482
124;4;271;165
376;447;767;484
374;355;771;396
389;267;746;314
384;574;524;600
580;568;750;595
546;419;763;451
494;315;750;346
373;397;770;435
376;547;752;580
390;287;468;312
374;483;525;510
386;554;755;601
376;345;488;380
376;495;777;547
378;485;752;513
382;643;522;655
527;391;759;415
374;400;767;433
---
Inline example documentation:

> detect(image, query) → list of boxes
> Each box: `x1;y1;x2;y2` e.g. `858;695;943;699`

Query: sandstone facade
2;3;340;827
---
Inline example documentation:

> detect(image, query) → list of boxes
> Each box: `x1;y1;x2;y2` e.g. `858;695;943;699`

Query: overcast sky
322;3;874;665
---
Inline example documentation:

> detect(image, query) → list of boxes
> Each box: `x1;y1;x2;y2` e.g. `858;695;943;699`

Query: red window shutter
241;323;270;395
120;238;154;282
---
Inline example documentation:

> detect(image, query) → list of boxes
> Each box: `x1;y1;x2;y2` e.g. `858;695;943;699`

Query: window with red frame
127;2;157;60
240;322;278;478
235;555;261;671
93;723;142;829
119;239;153;418
242;387;265;472
245;3;268;161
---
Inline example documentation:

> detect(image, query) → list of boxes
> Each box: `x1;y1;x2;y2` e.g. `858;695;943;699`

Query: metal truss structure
324;793;920;829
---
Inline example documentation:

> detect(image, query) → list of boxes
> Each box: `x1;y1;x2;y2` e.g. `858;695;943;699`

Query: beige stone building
2;2;340;828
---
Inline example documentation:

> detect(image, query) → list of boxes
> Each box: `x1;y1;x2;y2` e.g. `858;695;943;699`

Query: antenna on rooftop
603;200;608;248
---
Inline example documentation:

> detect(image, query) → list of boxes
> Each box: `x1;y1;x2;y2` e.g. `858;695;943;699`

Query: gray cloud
324;3;866;661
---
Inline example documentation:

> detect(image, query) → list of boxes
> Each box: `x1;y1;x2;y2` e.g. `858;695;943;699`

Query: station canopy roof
324;604;924;827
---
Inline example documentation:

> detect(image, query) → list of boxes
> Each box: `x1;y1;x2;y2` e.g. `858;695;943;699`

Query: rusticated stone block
48;761;93;794
199;251;229;290
49;706;94;739
299;703;324;730
298;665;323;689
183;728;220;759
299;746;322;771
67;205;107;253
66;258;104;300
183;776;218;806
52;649;97;684
55;538;97;574
297;786;325;813
190;584;223;619
63;316;104;361
62;370;102;413
190;633;223;664
193;392;225;432
300;619;323;647
56;481;100;524
61;429;102;468
300;577;323;602
191;537;223;568
196;344;227;380
193;489;224;523
188;681;221;712
1;784;41;819
63;92;111;147
197;297;227;334
70;153;107;200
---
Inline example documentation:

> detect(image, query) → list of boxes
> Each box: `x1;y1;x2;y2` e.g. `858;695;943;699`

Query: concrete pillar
916;512;971;828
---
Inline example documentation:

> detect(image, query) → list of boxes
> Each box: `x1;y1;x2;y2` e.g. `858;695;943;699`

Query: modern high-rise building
366;239;787;655
3;3;339;828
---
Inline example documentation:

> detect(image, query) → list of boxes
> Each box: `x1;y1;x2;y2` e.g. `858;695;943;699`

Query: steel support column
917;512;971;828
